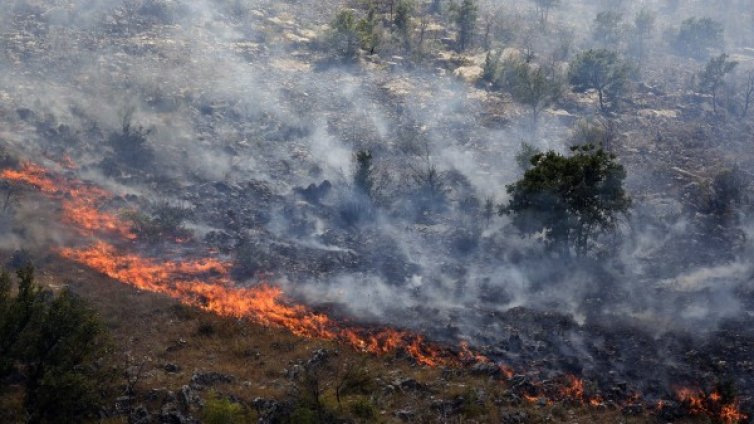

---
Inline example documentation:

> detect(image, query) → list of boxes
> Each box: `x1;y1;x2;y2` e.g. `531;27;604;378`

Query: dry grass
0;251;709;423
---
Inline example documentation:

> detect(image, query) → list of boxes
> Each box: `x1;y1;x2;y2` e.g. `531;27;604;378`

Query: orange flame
1;163;135;239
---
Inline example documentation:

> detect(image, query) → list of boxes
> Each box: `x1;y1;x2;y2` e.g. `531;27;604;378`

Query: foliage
568;49;630;112
481;50;501;83
698;53;738;113
203;391;249;424
504;61;563;125
628;8;655;61
356;6;382;54
348;398;376;419
108;109;154;168
123;201;192;241
591;11;622;48
673;17;724;59
501;145;631;257
450;0;478;52
533;0;560;25
515;142;541;171
354;150;374;197
707;167;748;215
0;265;112;424
329;10;361;59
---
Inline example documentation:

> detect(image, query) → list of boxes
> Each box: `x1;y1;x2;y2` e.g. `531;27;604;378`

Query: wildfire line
1;162;748;423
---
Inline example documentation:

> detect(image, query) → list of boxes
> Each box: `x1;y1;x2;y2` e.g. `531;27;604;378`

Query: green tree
353;150;374;197
501;145;630;257
673;17;724;59
568;49;630;112
203;391;248;424
357;5;382;54
394;0;414;51
534;0;560;26
329;10;361;58
628;8;655;61
506;62;563;125
591;11;622;48
698;53;738;113
0;266;112;424
451;0;478;52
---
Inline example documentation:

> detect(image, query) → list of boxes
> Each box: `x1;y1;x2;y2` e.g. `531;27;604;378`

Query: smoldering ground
1;0;754;406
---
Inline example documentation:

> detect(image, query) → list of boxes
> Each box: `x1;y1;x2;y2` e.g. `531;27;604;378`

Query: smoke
2;0;754;397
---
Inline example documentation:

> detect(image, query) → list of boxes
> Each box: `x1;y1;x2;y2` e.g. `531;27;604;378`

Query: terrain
1;0;754;423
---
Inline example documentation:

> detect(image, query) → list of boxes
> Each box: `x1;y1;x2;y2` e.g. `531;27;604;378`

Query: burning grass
1;161;749;423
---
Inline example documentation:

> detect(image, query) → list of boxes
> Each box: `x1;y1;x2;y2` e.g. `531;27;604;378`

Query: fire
1;163;135;239
58;241;453;366
560;375;585;400
675;387;748;424
2;161;751;423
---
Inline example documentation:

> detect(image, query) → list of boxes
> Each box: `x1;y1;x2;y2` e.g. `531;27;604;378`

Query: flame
675;387;748;424
58;241;452;366
2;161;751;422
1;163;135;239
560;375;585;400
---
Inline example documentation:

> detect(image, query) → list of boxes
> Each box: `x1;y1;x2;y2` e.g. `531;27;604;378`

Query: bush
203;391;248;424
0;265;113;423
673;17;724;59
348;398;376;419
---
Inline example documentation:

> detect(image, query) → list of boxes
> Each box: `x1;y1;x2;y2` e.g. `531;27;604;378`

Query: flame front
1;161;750;423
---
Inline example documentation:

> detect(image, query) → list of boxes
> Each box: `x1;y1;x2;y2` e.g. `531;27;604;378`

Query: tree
673;17;724;59
500;145;630;257
568;49;630;112
353;150;374;197
357;5;382;54
533;0;560;26
0;266;112;423
329;10;360;58
394;0;414;51
628;8;655;62
698;53;738;113
742;70;754;117
451;0;478;52
506;62;563;126
591;11;622;48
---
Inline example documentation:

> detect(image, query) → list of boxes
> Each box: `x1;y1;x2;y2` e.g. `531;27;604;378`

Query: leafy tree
481;50;501;83
353;150;374;197
394;0;414;51
109;108;154;168
515;142;541;171
501;145;630;257
0;266;112;424
451;0;478;52
698;53;738;113
707;167;747;215
628;8;655;61
568;49;630;112
591;11;622;48
329;10;361;58
203;391;248;424
506;62;563;125
673;17;724;59
357;5;382;54
533;0;560;26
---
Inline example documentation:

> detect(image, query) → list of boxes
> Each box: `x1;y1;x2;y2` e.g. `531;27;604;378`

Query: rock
305;348;331;369
190;371;234;389
164;363;180;373
128;405;150;424
394;378;428;393
159;402;189;424
254;397;291;424
394;408;415;421
470;362;501;377
178;385;202;410
115;395;134;415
